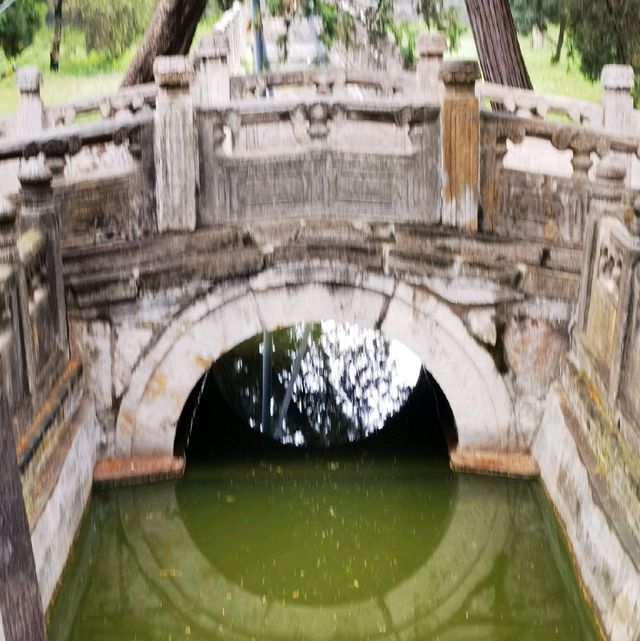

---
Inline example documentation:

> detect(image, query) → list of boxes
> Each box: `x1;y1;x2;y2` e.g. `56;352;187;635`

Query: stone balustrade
476;81;604;126
229;68;411;100
480;110;640;245
213;0;250;75
1;42;639;253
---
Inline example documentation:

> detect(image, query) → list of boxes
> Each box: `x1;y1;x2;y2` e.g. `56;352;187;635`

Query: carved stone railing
477;82;603;126
213;0;249;75
0;113;154;245
230;68;411;100
195;97;441;226
46;83;157;128
481;110;640;245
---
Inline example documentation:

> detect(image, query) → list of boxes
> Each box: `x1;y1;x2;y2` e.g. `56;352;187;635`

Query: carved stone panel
584;228;624;379
495;170;589;246
200;147;439;225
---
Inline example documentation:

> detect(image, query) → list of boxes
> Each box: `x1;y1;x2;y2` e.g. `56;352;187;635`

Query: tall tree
122;0;207;87
465;0;532;89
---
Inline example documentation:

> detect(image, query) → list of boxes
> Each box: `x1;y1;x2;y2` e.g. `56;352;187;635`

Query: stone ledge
94;455;185;488
534;385;640;641
450;447;539;477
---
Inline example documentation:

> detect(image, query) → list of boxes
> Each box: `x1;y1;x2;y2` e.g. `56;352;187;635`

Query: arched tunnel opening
174;321;458;464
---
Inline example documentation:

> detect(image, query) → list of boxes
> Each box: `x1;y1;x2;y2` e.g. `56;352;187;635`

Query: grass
0;10;221;115
0;18;603;116
452;23;603;103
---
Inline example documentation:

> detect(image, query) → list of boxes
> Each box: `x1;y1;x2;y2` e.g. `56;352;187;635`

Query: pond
48;458;600;641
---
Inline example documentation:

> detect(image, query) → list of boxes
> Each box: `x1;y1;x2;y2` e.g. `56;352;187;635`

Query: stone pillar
153;56;198;233
193;33;231;106
591;156;627;219
18;156;68;353
15;67;44;137
439;60;481;230
416;33;446;98
601;65;636;187
0;195;37;396
0;393;48;641
601;64;635;133
0;197;18;262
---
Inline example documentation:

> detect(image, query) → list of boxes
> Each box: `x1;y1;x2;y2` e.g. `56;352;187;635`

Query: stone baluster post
601;65;635;133
416;33;446;98
194;33;231;106
601;65;636;187
0;196;37;396
18;156;68;353
153;56;198;233
16;67;45;137
0;196;18;262
439;60;481;230
591;156;627;219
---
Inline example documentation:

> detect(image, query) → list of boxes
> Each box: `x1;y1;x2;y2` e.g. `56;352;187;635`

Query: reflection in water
182;322;421;450
48;461;600;641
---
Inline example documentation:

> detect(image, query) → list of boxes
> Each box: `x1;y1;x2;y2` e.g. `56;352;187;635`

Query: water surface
48;459;600;641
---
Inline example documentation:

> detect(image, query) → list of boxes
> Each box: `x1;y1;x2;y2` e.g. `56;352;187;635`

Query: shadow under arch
115;266;516;462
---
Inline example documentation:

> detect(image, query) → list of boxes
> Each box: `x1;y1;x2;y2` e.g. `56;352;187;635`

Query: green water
48;459;601;641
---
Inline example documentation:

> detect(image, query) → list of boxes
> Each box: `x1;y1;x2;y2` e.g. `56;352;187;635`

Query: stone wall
60;218;579;477
532;209;640;640
0;163;99;614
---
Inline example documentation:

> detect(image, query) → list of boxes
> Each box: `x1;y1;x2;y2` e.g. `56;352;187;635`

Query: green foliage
566;1;639;82
64;0;157;57
0;0;45;58
510;0;640;103
417;0;464;51
509;0;563;34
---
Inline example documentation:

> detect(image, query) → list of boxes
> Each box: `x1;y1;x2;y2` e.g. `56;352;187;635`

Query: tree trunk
464;0;533;90
122;0;208;87
0;394;48;641
49;0;63;72
552;16;566;64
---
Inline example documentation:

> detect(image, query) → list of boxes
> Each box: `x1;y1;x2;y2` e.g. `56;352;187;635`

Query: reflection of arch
116;475;511;641
115;266;516;458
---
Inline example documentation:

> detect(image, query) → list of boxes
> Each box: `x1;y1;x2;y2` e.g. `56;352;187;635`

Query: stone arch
115;265;516;459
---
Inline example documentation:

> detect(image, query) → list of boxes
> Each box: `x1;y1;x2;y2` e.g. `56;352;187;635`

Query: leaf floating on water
292;589;300;599
224;495;236;503
353;579;359;589
184;626;191;635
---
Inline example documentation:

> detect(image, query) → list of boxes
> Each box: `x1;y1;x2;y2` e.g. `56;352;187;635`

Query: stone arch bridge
0;15;640;641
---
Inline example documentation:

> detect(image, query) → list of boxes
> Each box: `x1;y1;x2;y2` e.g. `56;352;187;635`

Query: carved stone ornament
496;119;526;145
18;156;52;186
417;32;447;58
551;127;610;158
16;66;42;93
153;56;194;88
439;60;481;86
194;32;230;62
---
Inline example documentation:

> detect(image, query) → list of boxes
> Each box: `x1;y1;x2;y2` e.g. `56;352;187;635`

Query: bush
0;0;46;58
64;0;157;57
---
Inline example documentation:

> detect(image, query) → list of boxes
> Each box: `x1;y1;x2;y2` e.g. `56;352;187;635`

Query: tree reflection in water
183;321;421;451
